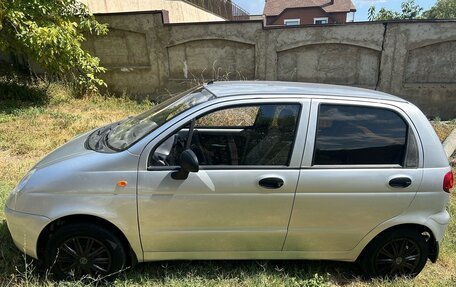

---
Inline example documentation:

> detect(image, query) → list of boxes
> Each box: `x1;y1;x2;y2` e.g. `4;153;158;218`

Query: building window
314;17;329;24
284;19;300;26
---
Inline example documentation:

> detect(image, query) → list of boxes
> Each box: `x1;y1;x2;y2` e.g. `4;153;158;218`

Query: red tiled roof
264;0;356;16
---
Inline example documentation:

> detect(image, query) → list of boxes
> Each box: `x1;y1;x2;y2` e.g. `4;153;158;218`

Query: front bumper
4;205;51;259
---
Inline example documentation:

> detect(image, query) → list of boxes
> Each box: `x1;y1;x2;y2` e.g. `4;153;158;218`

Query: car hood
34;131;93;169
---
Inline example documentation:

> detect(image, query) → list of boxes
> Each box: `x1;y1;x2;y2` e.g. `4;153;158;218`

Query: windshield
106;87;215;151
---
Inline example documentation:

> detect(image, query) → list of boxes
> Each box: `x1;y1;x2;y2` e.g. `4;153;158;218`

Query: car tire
44;223;127;280
359;228;429;278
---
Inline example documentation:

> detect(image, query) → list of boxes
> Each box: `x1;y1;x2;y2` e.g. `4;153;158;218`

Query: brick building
264;0;356;26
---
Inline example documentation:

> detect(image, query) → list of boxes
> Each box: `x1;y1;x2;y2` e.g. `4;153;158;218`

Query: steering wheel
164;134;187;166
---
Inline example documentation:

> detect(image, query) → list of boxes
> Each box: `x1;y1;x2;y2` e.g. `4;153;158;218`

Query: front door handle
389;177;412;188
259;177;284;189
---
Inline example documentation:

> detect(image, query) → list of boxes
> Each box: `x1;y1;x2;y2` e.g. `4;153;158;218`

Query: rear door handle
389;177;412;188
259;177;284;189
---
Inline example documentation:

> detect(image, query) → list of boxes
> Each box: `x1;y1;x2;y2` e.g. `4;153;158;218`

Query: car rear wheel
45;223;127;280
360;228;429;278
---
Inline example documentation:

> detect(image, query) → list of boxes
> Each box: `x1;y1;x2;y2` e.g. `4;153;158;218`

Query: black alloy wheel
374;238;421;276
45;223;127;280
360;228;429;278
55;236;113;278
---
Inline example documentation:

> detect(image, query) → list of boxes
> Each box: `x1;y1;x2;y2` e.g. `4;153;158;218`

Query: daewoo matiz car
5;81;453;279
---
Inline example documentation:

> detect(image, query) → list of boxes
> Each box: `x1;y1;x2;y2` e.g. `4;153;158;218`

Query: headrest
278;108;296;132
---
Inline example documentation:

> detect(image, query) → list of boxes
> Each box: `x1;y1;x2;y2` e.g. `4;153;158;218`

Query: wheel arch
357;223;438;262
37;214;138;266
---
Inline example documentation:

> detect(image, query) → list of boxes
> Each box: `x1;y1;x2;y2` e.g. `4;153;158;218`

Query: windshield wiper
86;118;131;152
89;122;118;151
92;126;110;150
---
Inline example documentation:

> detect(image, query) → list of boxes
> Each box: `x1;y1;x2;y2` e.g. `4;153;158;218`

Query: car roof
204;81;407;103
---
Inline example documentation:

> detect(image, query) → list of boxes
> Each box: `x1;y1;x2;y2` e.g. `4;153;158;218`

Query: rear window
313;104;409;166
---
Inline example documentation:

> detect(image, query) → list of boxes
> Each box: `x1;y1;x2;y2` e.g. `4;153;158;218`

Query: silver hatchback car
5;81;453;279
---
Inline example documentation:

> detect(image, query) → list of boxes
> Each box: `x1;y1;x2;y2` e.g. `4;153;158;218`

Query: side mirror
171;149;199;180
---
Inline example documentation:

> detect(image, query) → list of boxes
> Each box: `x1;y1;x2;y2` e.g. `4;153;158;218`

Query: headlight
11;169;36;195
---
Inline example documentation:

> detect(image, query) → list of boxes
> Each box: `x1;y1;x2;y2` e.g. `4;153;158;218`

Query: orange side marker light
117;180;128;188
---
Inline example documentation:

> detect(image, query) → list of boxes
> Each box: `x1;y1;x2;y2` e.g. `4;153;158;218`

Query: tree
372;7;401;20
0;0;108;90
369;0;423;21
400;0;424;19
422;0;456;19
368;5;377;21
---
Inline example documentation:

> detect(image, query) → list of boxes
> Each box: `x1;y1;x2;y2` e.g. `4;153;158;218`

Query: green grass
0;77;455;286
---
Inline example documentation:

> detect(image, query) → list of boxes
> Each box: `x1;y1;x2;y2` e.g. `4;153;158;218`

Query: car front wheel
45;223;127;280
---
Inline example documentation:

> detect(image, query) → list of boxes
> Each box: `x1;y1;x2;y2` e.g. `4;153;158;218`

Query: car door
284;99;423;252
137;99;311;257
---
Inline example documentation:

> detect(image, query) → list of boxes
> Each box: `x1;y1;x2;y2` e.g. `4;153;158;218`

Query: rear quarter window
313;104;412;166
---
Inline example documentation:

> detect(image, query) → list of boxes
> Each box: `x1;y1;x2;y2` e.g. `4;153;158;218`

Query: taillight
443;171;454;193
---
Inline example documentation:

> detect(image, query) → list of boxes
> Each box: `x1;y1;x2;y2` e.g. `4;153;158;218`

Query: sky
234;0;436;21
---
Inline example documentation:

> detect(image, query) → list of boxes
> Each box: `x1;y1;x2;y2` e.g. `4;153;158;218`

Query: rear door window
313;104;410;166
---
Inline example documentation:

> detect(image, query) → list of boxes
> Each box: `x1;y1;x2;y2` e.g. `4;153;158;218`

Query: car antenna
206;80;214;85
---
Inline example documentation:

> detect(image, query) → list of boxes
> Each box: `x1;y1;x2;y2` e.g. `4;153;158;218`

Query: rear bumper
426;210;449;263
426;210;450;242
4;205;50;259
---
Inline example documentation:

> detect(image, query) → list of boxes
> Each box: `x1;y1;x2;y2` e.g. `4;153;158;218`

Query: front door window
150;104;301;167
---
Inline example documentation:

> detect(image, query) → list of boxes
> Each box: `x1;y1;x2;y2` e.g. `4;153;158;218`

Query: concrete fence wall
83;12;456;118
